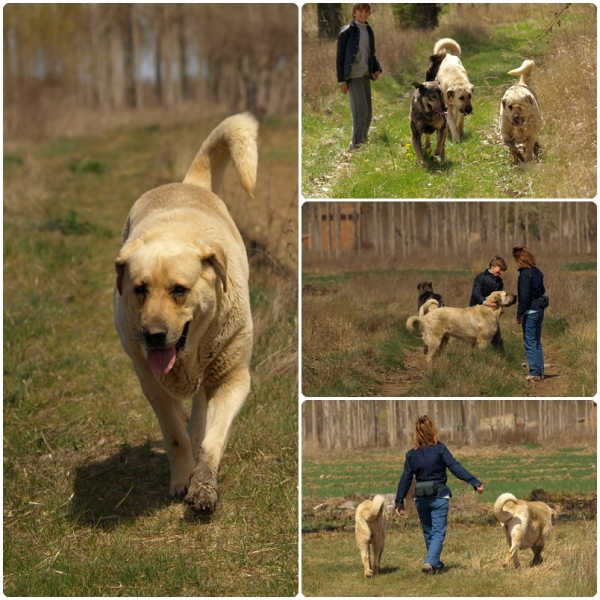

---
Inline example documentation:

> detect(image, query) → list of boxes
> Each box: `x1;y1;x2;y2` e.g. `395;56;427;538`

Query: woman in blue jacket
513;245;546;381
336;3;382;151
395;415;484;574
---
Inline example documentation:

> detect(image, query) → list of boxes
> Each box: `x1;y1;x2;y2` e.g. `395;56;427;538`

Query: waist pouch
415;481;439;498
532;295;549;309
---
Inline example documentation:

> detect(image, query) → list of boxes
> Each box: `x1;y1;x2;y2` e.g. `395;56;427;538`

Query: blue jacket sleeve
441;445;481;489
394;454;414;508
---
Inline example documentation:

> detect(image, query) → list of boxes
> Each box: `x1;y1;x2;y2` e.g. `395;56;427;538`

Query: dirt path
380;340;574;397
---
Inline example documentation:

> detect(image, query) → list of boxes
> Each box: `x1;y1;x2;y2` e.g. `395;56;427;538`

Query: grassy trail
302;15;594;198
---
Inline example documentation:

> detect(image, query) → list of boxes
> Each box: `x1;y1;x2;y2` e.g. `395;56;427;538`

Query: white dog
406;291;516;363
433;38;474;141
494;492;556;568
500;60;542;163
355;494;388;578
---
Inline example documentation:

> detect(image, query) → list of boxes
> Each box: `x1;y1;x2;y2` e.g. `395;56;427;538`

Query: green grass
302;445;597;595
301;265;597;398
302;520;596;596
303;447;597;501
3;119;298;596
302;11;595;198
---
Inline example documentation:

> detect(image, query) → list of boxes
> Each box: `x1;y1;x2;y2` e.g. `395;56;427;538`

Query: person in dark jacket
395;415;484;574
336;3;382;151
469;255;508;353
513;245;546;381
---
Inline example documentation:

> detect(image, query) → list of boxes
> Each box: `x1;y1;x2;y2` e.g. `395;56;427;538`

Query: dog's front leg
446;105;460;141
136;368;196;499
434;123;447;162
184;368;250;514
411;127;426;165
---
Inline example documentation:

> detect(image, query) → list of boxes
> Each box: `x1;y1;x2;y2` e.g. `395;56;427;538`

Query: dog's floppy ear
115;238;145;295
411;81;423;90
447;89;455;99
195;242;228;293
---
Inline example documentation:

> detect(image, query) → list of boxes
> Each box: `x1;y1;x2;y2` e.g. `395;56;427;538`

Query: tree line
4;4;297;127
303;201;596;259
303;400;596;450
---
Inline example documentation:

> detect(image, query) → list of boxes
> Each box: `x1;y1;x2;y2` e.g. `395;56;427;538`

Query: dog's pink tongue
147;347;176;375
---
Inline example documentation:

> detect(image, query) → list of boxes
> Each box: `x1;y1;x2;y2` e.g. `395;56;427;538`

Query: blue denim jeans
522;309;544;376
415;497;449;569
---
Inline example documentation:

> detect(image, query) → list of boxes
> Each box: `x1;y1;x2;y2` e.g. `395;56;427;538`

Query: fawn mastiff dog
494;492;556;567
406;291;516;362
355;494;389;578
433;38;474;141
500;60;542;163
114;113;258;515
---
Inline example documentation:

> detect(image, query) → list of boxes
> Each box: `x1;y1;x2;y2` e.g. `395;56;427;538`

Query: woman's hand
476;484;484;494
339;83;348;94
373;71;381;81
395;506;404;517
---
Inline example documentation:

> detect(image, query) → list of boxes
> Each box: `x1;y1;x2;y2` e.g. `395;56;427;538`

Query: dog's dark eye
134;283;147;298
172;285;188;298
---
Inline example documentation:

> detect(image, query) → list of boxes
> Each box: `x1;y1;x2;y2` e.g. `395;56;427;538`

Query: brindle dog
409;80;448;166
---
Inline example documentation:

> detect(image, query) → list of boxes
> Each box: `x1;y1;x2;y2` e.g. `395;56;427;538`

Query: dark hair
512;245;537;268
413;415;438;449
352;3;371;15
488;255;507;271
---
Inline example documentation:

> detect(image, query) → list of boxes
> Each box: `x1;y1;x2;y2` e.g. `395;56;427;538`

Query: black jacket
336;20;382;83
516;266;545;320
469;270;504;306
395;442;482;509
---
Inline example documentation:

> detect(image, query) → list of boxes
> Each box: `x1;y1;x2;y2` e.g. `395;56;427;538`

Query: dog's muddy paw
364;570;373;579
184;481;218;515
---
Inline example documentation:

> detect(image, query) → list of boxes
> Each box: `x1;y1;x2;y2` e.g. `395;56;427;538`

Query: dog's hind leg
531;543;544;566
438;335;449;355
359;540;374;578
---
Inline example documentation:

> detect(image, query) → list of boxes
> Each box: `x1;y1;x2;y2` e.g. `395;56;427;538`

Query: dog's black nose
141;328;168;349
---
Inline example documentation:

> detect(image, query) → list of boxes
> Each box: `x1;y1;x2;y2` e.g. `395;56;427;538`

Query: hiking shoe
421;563;434;574
526;375;543;382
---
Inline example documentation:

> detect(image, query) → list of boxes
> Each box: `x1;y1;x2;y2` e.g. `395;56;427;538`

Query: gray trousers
348;75;372;147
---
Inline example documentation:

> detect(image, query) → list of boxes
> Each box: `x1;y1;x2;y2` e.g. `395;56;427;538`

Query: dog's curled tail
183;112;258;197
494;492;518;523
433;37;461;57
364;494;386;521
419;299;440;317
406;315;421;334
507;60;535;87
425;51;446;82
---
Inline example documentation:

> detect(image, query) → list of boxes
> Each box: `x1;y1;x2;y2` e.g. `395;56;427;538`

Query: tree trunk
317;4;343;38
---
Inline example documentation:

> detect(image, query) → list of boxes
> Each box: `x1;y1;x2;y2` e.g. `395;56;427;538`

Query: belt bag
532;295;550;309
415;481;439;498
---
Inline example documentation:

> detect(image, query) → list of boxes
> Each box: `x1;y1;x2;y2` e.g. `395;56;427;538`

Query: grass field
302;256;597;397
302;4;596;198
301;444;597;596
4;116;299;596
302;446;597;502
302;520;596;597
